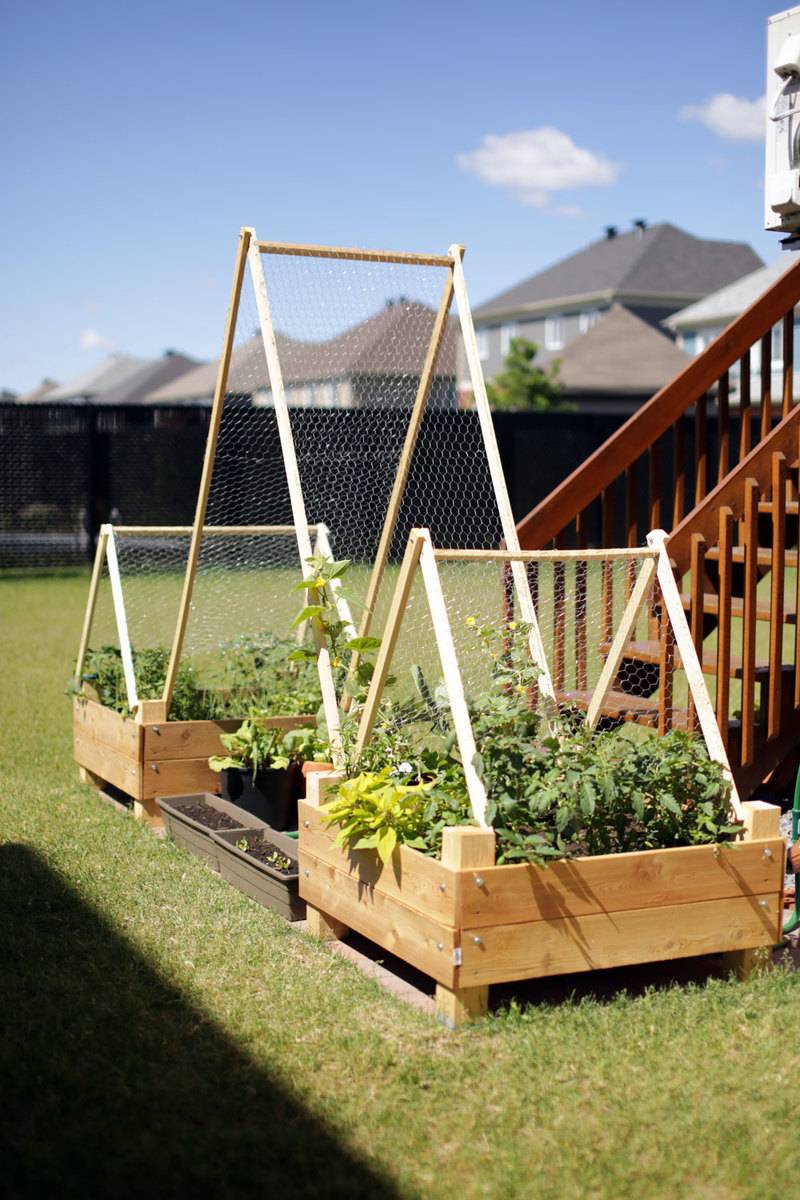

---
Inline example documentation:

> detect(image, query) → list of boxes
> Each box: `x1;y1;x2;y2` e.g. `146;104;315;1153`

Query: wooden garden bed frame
298;528;785;1025
72;522;337;824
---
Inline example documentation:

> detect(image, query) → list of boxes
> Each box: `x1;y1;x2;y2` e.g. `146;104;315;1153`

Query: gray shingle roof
147;302;457;404
474;224;763;319
95;352;200;406
557;304;691;394
46;355;150;402
663;259;791;331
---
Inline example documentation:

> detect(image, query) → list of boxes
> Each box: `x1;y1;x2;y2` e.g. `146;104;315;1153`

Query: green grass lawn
2;571;799;1199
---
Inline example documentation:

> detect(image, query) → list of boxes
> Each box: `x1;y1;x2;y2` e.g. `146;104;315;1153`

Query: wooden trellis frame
74;522;340;717
165;228;558;754
353;528;743;828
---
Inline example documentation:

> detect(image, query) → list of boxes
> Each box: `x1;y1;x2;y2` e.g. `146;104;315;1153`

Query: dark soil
241;836;297;876
179;803;243;831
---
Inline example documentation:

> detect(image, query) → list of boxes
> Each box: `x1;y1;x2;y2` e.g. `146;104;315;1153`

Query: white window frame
544;315;564;351
578;309;600;335
476;328;489;361
500;322;518;356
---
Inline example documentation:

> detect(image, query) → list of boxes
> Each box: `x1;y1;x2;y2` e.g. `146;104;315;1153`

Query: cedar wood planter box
211;826;305;921
72;696;313;828
157;792;264;872
299;773;786;1027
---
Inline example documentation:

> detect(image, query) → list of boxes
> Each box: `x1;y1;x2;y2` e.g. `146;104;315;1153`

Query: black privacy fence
1;402;695;568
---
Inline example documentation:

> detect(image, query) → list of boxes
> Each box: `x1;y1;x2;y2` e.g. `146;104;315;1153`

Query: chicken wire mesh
350;545;722;778
177;242;508;711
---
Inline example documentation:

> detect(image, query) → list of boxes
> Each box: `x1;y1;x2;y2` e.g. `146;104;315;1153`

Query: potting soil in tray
239;835;296;876
177;803;244;832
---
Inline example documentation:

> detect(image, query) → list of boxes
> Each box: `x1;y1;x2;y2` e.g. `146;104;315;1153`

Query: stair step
758;500;800;515
613;639;770;680
558;688;662;726
705;546;799;568
679;592;796;624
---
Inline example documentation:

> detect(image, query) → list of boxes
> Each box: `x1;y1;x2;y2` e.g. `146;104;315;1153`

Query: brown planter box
299;774;786;1026
157;793;266;872
212;827;305;921
72;697;314;828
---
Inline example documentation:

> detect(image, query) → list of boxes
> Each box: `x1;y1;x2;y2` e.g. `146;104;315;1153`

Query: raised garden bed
211;826;304;921
72;696;313;828
299;773;786;1027
157;792;267;871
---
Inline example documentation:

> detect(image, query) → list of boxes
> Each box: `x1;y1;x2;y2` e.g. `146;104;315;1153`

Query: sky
0;0;788;393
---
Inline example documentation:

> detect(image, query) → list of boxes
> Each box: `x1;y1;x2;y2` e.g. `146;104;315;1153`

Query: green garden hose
783;768;800;936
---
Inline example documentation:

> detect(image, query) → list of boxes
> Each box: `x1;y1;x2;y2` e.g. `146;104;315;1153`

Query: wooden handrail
666;402;800;571
516;257;800;548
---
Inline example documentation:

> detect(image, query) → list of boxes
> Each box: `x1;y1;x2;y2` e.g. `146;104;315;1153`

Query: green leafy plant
280;725;331;766
208;714;290;779
485;336;565;412
321;768;438;865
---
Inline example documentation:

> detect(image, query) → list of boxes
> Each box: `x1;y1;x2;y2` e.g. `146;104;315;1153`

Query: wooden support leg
305;907;350;942
724;799;782;979
79;765;105;789
132;796;165;830
435;826;496;1029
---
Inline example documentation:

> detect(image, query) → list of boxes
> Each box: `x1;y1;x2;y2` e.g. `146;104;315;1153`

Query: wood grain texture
142;713;313;761
72;698;140;758
458;893;782;987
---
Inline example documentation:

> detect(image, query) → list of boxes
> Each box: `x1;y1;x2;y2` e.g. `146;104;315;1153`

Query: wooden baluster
760;331;773;441
715;507;734;746
740;479;759;768
601;486;614;649
796;447;800;708
694;393;707;505
739;349;751;460
717;371;730;482
501;561;514;626
688;532;706;734
658;589;675;736
575;508;588;692
768;452;787;740
553;531;566;692
625;461;637;596
783;309;794;418
672;418;685;529
526;560;539;711
648;439;661;531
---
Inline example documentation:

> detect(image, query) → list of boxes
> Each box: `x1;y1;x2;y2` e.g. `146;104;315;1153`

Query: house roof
14;378;60;403
46;355;150;402
94;352;200;406
663;259;792;332
556;304;691;395
147;301;457;404
474;224;763;320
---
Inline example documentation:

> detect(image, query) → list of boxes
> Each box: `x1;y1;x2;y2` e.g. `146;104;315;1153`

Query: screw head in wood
473;935;482;945
474;876;485;888
304;820;310;828
762;847;773;859
439;882;446;892
436;941;444;951
759;899;769;909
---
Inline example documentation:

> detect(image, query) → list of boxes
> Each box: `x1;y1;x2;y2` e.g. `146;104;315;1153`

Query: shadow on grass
0;844;402;1200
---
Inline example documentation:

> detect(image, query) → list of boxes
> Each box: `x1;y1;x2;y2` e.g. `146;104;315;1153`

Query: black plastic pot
219;766;296;830
211;826;305;921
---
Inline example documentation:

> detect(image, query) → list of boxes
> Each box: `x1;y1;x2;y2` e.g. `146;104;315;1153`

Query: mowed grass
2;571;799;1200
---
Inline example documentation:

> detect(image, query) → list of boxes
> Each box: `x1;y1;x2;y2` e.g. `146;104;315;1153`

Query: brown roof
148;302;457;404
556;304;691;395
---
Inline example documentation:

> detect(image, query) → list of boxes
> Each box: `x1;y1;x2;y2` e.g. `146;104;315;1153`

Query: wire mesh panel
352;534;738;830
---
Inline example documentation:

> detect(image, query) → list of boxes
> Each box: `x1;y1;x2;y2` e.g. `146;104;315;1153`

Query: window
578;309;600;334
680;332;697;356
544;316;564;350
500;322;518;356
476;328;489;360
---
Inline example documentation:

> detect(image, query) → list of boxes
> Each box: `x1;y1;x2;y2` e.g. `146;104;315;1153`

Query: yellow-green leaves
322;768;434;866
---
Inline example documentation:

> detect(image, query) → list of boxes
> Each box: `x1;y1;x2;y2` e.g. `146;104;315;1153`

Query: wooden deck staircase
515;256;800;801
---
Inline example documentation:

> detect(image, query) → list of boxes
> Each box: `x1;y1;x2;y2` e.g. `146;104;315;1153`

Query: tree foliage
485;336;564;411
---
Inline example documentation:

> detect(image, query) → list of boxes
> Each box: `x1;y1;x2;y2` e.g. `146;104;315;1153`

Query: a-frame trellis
160;228;559;757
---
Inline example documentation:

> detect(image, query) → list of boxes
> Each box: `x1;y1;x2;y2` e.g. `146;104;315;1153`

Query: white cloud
679;93;765;142
80;328;114;351
457;126;619;210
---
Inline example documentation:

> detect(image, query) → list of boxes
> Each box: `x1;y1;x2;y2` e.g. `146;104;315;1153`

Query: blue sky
0;0;784;392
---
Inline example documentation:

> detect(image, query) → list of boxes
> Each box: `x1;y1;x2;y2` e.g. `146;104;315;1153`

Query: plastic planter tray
211;827;305;922
299;773;786;1027
157;793;267;873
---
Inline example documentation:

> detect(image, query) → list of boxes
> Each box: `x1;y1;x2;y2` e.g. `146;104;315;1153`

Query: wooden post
768;452;787;740
105;527;138;712
343;268;455;708
741;480;759;766
163;227;253;711
74;525;109;685
723;799;782;979
450;245;557;716
434;826;495;1029
248;240;343;763
302;770;350;941
715;506;734;743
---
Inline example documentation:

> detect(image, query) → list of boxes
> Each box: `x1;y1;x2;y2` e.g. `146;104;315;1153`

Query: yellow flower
508;620;518;630
465;616;477;627
332;656;341;667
